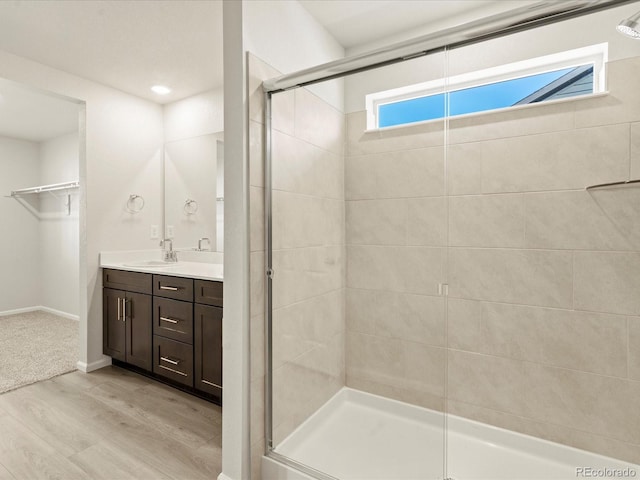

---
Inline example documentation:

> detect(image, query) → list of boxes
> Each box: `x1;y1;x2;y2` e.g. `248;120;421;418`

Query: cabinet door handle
160;356;180;365
160;316;179;324
159;286;179;291
122;298;127;321
117;297;122;321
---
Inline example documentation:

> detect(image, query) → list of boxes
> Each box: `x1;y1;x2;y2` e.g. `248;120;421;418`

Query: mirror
164;131;224;252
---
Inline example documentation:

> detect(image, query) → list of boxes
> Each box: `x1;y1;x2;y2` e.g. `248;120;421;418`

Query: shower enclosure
258;1;640;479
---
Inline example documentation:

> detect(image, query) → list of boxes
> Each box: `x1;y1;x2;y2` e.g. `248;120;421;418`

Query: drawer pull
202;379;222;389
160;356;180;365
160;316;179;324
158;365;188;377
160;286;179;291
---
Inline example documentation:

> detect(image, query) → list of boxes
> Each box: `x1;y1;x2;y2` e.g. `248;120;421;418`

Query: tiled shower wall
248;54;346;478
345;56;640;464
345;113;448;410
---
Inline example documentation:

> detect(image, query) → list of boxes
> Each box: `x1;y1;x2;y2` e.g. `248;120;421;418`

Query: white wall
163;87;224;143
344;2;640;113
243;0;345;111
0;136;40;313
39;132;79;317
0;49;164;371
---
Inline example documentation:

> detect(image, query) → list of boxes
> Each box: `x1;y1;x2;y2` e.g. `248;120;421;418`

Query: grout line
448;348;633;382
345;286;640;319
341;244;640;254
273;287;345;311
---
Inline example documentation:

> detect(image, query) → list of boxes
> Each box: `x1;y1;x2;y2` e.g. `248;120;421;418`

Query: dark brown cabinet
195;303;222;396
103;287;126;361
103;268;222;403
152;277;194;387
103;286;152;371
154;335;194;386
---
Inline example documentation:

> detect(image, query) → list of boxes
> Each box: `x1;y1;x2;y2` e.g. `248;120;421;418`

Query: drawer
153;275;193;301
153;297;193;344
153;336;194;387
195;280;223;307
103;269;152;295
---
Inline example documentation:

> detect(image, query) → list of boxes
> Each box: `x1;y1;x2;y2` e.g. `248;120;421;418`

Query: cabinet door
103;288;126;361
125;292;152;371
194;304;222;396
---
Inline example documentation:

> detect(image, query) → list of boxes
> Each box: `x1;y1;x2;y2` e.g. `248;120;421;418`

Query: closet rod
10;181;80;196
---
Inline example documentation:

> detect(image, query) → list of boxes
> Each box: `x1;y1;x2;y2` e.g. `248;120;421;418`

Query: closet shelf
9;181;79;197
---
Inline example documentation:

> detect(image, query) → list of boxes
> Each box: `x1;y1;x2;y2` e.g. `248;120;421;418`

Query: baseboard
77;356;112;373
0;306;40;317
39;306;79;321
0;306;79;321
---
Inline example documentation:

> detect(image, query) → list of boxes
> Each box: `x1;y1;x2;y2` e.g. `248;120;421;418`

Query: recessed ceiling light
151;85;171;95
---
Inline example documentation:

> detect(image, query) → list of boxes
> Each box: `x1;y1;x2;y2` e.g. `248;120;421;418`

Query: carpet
0;310;78;394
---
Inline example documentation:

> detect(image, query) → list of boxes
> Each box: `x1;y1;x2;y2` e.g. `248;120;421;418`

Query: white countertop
100;250;223;282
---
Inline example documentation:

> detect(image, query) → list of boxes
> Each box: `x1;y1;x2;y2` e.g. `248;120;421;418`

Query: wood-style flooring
0;366;222;479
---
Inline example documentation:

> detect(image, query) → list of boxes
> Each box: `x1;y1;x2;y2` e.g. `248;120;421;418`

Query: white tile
448;125;629;195
449;194;525;247
525;190;634;250
346;147;445;200
574;251;640;315
347;245;444;296
346;199;406;246
448;248;573;308
407;197;447;247
448;300;627;376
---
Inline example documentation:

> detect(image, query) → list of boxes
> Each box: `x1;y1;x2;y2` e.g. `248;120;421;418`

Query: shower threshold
264;388;638;480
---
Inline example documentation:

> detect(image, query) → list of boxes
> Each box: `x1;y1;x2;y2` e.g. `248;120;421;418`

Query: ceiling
0;0;536;110
299;0;541;51
0;0;223;105
0;79;79;142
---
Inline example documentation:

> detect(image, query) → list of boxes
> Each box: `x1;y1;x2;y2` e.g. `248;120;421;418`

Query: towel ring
184;198;198;215
126;194;145;214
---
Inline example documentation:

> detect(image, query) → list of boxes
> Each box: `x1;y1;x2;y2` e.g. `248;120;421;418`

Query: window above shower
366;43;608;130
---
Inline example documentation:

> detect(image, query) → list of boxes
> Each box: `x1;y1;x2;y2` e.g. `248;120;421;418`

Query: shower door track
262;0;636;476
262;0;633;94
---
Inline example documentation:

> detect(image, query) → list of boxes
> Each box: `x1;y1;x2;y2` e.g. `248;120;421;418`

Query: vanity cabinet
102;268;222;403
152;275;195;388
103;270;153;371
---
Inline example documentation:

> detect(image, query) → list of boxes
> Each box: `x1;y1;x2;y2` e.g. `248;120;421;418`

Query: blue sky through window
378;66;583;128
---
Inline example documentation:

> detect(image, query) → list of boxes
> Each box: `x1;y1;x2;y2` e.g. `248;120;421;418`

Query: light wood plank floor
0;366;222;480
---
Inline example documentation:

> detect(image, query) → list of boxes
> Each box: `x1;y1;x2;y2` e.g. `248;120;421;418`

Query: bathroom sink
123;260;179;268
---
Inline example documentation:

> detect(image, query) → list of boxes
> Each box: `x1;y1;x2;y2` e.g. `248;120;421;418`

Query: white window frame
365;43;608;131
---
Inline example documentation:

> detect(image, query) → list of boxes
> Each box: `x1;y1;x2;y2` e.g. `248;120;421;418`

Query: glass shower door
266;52;450;480
443;3;640;478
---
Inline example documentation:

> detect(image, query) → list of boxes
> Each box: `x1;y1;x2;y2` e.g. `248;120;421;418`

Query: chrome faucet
197;237;211;251
160;238;178;262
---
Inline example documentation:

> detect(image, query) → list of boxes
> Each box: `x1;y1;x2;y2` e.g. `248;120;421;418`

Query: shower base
263;387;638;480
